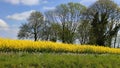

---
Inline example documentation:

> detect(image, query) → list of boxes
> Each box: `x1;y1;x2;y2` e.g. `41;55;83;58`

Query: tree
40;21;61;42
42;11;61;42
49;23;61;42
17;23;31;39
46;2;86;43
83;0;120;46
18;11;44;41
77;20;91;44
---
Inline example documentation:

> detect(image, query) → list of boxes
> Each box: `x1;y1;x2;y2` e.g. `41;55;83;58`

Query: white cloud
0;19;19;39
43;6;55;10
5;0;40;6
0;19;9;30
21;0;39;6
0;23;19;39
7;10;36;21
80;0;97;7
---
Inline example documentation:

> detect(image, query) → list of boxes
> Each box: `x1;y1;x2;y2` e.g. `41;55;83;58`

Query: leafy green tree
17;23;30;39
46;2;86;43
49;23;61;42
18;11;44;41
77;20;91;44
84;0;120;46
43;11;61;42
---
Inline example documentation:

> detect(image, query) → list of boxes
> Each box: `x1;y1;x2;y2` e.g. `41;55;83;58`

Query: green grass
0;52;120;68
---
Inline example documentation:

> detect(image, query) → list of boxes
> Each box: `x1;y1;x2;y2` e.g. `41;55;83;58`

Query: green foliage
83;0;120;46
52;2;86;44
18;11;44;41
77;20;91;44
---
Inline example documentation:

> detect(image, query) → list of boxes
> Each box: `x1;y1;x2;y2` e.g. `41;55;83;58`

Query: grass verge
0;52;120;68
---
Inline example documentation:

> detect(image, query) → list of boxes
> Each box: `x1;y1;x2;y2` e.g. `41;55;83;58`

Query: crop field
0;38;120;54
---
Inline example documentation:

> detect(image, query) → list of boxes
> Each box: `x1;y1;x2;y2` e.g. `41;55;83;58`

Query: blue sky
0;0;120;39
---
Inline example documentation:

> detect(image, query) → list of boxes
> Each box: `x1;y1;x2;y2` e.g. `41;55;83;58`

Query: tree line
18;0;120;47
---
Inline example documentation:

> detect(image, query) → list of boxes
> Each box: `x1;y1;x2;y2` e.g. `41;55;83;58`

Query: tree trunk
62;23;65;43
34;33;37;41
96;39;105;46
114;34;117;48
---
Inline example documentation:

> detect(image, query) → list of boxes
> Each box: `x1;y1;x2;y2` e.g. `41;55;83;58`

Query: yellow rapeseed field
0;38;120;54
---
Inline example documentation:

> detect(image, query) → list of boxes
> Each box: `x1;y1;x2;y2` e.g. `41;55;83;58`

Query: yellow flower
0;38;120;54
